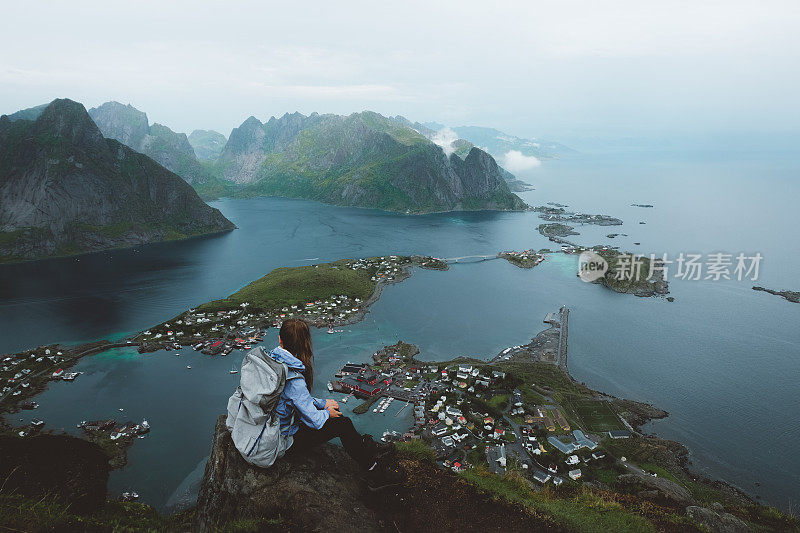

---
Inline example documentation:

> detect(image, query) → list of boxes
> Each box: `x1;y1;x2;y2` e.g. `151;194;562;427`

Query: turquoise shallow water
2;150;798;511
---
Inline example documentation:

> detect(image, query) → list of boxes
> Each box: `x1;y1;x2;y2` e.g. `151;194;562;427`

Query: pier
556;305;569;372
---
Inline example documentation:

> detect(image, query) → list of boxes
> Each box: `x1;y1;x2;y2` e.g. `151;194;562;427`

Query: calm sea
2;150;798;511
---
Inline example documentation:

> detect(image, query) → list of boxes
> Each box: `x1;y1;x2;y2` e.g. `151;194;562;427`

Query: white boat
230;364;238;374
327;381;334;392
186;365;192;369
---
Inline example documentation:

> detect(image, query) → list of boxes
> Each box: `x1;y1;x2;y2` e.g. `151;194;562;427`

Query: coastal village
5;254;770;532
327;307;646;492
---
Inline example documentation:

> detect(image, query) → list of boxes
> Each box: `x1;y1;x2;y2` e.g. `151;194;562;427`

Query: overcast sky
2;1;799;147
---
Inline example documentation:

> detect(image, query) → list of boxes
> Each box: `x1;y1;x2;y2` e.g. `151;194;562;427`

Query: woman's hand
324;399;339;411
326;403;342;418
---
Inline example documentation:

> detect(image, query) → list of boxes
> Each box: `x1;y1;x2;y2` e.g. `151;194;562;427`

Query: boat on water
381;430;401;443
62;372;81;381
327;327;334;334
30;418;45;427
186;365;192;369
121;491;139;502
341;395;349;403
230;364;238;374
327;381;334;392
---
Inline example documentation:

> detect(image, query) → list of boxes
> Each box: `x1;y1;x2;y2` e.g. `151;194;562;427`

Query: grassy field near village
198;260;378;313
565;398;624;433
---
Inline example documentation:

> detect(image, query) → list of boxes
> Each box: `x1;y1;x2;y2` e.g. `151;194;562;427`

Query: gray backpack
225;347;302;467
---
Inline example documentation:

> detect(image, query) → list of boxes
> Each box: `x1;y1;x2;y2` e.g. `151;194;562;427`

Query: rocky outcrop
752;286;800;303
686;505;752;533
194;415;382;532
196;415;562;532
0;99;235;262
215;111;526;213
617;472;695;508
0;433;110;514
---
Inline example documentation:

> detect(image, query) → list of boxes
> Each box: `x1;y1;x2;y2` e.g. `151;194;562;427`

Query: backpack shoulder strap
286;369;304;381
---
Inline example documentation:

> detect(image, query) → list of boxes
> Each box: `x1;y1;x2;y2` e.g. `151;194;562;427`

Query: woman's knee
330;415;354;428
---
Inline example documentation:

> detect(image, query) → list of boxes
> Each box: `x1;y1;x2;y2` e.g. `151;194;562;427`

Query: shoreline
0;256;785;516
337;307;771;520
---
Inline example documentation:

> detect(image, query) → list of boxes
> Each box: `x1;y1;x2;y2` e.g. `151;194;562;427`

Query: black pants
289;416;373;469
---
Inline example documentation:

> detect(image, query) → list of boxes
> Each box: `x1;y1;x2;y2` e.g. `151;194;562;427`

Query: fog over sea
2;149;798;511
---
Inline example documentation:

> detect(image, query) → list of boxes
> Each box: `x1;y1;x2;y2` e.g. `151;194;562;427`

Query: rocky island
538;222;579;238
590;249;670;298
752;286;800;303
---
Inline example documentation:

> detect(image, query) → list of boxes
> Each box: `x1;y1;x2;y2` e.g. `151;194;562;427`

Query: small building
565;454;579;465
573;430;597;450
532;470;551;484
548;436;579;454
431;422;449;437
568;469;582;480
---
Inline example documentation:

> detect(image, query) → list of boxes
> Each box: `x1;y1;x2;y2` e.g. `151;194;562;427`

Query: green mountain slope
187;129;227;161
0;99;235;263
216;111;526;213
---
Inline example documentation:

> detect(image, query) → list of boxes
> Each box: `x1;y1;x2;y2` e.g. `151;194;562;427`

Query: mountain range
0;99;234;263
10;101;531;213
214;111;526;213
87;102;231;199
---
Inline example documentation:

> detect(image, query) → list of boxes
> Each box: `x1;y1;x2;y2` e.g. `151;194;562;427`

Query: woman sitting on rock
269;318;399;487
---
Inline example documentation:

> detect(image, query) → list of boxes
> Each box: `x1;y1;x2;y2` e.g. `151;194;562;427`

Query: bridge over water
443;254;500;264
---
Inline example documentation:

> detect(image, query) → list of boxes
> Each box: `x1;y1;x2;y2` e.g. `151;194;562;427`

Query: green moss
459;468;655;533
396;440;436;462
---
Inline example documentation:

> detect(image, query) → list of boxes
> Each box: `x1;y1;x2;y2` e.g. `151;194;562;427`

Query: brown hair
279;318;314;387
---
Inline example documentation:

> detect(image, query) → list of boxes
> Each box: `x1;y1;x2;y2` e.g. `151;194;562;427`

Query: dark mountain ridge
0;99;234;263
87;101;229;199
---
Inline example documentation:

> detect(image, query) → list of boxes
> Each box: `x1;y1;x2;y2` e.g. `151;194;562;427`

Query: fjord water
2;150;799;511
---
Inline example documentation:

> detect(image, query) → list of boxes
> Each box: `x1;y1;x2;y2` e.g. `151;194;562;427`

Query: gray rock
686;505;752;533
618;472;695;507
194;415;381;532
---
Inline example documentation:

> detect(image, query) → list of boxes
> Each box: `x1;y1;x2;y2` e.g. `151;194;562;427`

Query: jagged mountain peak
33;98;106;150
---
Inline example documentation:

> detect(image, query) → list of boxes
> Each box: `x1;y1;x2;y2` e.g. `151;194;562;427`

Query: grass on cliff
459;467;656;533
0;493;193;532
198;260;377;313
